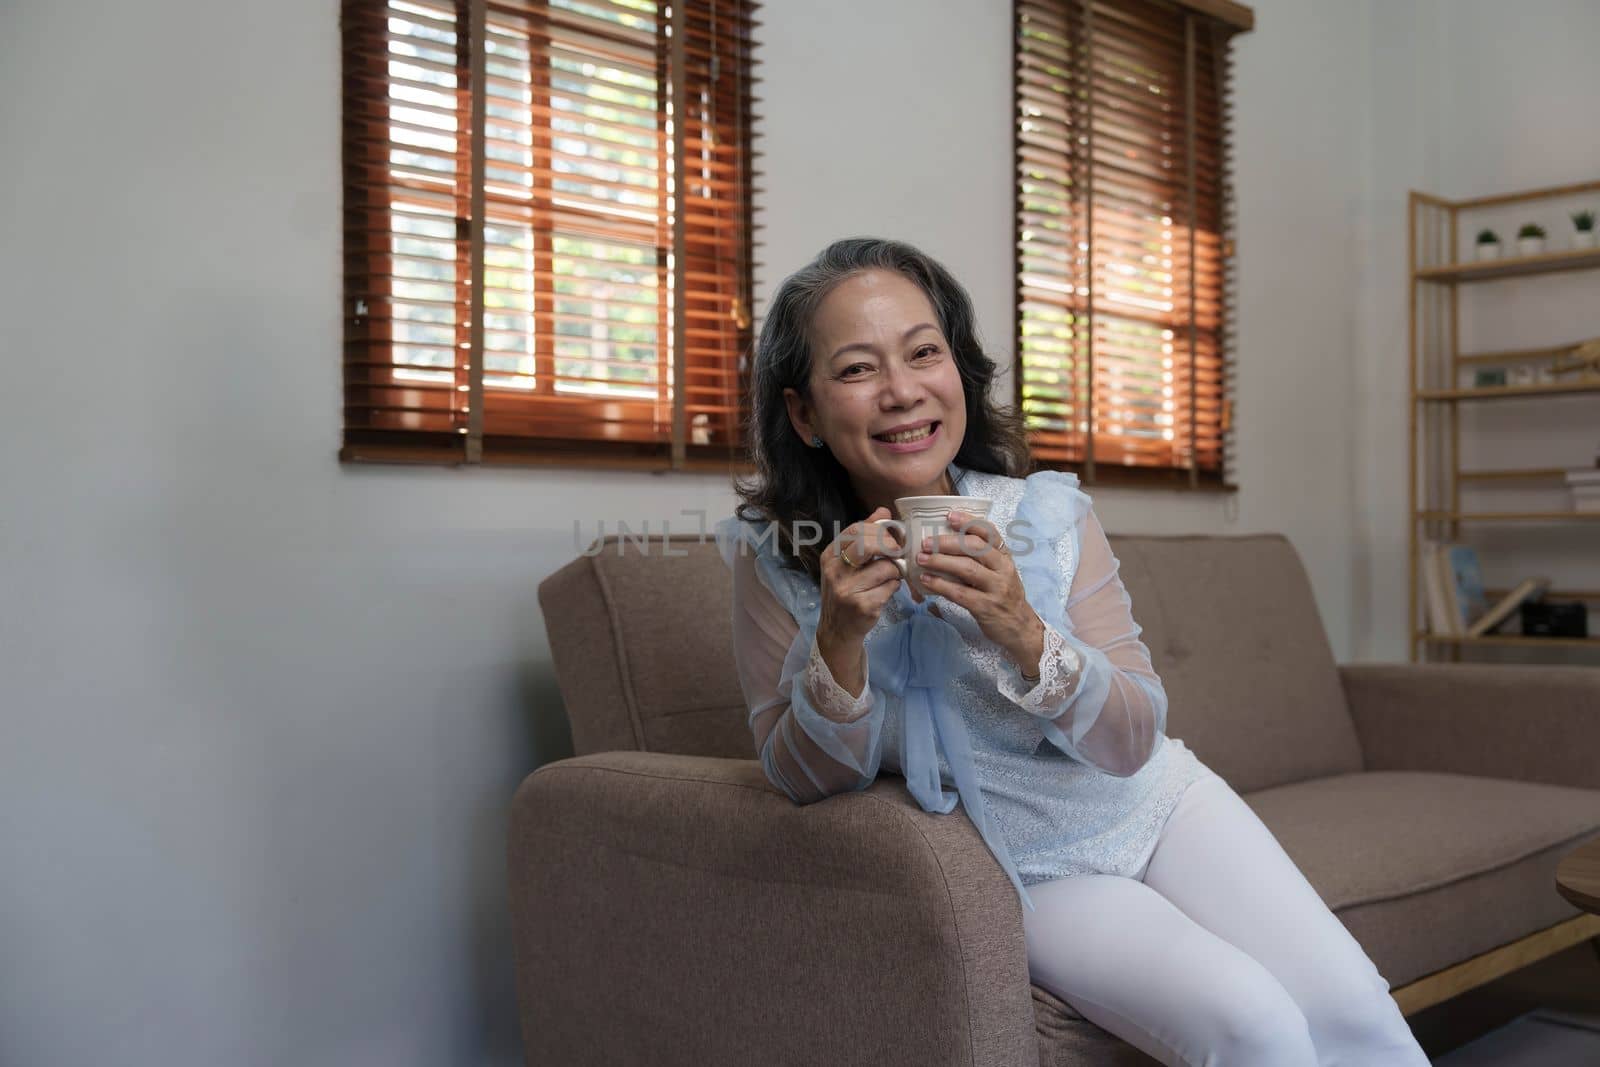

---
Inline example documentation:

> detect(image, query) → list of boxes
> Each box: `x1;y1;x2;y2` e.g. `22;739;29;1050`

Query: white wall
8;0;1578;1063
1358;0;1600;661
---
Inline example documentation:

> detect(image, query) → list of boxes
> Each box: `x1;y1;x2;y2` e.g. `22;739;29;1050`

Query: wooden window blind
341;0;758;472
1015;0;1250;489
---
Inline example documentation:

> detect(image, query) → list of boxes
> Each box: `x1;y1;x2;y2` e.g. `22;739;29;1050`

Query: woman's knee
1303;979;1419;1059
1209;993;1317;1066
1203;972;1318;1062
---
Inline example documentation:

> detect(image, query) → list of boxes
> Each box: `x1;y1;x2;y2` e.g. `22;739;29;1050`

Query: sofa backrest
1108;533;1363;793
538;531;1364;794
540;535;751;761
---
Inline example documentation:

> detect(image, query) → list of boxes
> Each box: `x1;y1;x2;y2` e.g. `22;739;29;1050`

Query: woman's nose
878;360;923;408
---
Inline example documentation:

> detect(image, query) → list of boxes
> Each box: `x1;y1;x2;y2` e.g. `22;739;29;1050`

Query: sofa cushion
1243;770;1600;988
1108;533;1365;794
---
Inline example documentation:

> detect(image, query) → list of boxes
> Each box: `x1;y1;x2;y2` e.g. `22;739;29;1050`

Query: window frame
1012;0;1251;491
339;0;759;475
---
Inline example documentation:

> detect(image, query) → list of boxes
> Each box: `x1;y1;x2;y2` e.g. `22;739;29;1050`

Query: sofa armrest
507;751;1038;1067
1341;663;1600;790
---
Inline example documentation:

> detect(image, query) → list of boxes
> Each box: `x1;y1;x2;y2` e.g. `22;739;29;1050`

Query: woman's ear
782;387;815;446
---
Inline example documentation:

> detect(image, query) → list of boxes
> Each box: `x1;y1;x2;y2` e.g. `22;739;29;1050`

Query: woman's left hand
917;510;1045;669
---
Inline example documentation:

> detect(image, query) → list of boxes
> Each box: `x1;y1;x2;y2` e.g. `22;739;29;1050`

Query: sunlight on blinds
1016;0;1235;486
341;0;757;464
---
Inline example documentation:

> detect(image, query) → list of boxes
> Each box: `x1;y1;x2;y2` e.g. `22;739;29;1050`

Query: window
1014;0;1251;489
341;0;758;471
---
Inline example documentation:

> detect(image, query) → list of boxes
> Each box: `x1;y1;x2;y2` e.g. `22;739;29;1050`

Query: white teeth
878;424;933;443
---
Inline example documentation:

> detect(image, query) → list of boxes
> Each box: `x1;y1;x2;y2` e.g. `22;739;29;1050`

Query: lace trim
996;623;1082;717
804;636;874;723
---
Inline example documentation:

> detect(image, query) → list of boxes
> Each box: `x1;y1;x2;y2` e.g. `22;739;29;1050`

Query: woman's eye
840;364;871;378
915;345;941;360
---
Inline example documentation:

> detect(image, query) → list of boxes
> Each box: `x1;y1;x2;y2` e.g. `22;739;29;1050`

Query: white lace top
714;463;1214;912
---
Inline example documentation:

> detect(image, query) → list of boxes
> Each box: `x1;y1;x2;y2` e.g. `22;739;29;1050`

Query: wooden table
1556;835;1600;914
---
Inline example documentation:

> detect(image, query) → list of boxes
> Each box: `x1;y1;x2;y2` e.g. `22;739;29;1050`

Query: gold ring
838;541;860;568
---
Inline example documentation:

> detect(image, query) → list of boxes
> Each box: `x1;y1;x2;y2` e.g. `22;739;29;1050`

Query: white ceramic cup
890;495;995;599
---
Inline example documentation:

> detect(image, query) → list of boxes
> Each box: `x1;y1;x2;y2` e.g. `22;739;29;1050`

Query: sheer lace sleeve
996;623;1084;712
723;529;885;803
1000;501;1166;778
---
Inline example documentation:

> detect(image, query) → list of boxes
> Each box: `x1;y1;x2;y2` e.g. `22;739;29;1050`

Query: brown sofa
509;530;1600;1065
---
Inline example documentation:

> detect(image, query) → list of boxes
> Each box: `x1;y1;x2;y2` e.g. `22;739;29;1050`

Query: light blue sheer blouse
714;463;1211;913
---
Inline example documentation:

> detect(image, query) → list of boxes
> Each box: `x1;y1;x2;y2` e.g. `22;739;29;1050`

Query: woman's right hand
816;506;907;654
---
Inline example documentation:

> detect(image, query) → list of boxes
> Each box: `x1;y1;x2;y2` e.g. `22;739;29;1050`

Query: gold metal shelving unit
1408;180;1600;662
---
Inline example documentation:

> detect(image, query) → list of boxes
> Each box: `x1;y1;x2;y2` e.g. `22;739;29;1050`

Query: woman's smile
872;419;942;452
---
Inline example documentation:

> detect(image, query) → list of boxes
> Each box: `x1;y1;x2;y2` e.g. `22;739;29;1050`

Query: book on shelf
1570;468;1600;513
1467;576;1552;637
1422;541;1456;635
1422;540;1551;637
1438;543;1489;636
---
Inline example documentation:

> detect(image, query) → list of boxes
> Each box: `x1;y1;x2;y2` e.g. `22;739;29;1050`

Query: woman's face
783;269;968;513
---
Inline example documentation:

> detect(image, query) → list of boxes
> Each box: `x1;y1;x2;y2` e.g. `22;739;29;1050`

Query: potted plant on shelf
1475;229;1501;261
1517;223;1547;256
1573;210;1596;250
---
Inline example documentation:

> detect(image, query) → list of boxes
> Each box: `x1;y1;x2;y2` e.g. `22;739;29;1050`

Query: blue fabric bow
866;589;1037;914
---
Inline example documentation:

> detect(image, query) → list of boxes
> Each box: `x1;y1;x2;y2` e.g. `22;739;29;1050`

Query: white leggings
1022;772;1432;1067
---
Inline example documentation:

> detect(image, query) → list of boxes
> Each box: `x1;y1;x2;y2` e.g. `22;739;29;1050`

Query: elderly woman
714;238;1429;1066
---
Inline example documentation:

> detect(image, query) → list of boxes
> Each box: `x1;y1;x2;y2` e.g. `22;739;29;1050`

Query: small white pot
1475;242;1501;261
1517;236;1546;256
1574;231;1597;250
